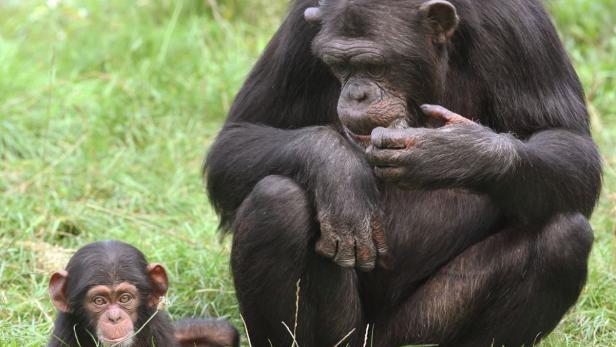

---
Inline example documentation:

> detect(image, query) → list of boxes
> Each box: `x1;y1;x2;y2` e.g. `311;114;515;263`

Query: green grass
0;0;614;345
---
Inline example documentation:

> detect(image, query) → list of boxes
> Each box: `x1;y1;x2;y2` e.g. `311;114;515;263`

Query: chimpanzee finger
366;146;407;167
354;220;377;272
371;215;392;270
371;127;417;149
374;166;405;182
315;222;338;259
421;104;476;126
333;231;357;268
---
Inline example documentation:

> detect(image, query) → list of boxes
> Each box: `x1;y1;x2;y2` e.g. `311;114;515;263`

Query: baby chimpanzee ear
49;270;70;313
147;263;169;308
420;0;459;44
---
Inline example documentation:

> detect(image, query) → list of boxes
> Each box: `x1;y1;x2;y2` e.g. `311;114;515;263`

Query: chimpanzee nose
339;79;383;136
347;82;368;103
107;309;123;324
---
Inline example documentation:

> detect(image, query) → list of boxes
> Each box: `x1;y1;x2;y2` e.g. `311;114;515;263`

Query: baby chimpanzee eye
119;293;133;304
92;296;107;306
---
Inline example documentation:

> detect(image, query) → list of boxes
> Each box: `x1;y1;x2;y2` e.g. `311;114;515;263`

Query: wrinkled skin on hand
309;130;390;271
366;105;518;190
315;209;389;271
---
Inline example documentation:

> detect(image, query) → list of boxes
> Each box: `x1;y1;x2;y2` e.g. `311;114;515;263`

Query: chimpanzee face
83;282;141;346
49;242;169;347
307;0;459;147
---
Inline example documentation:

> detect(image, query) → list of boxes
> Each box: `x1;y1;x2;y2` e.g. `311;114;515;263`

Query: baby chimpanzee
48;240;238;347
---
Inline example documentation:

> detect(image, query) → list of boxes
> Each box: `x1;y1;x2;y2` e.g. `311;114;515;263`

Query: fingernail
358;262;376;272
336;258;356;268
371;128;384;147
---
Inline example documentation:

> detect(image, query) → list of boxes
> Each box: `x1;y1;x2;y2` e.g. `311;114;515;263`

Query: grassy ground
0;0;614;345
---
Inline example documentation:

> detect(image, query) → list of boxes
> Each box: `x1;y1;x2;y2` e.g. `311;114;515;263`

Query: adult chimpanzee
205;0;601;346
48;241;239;347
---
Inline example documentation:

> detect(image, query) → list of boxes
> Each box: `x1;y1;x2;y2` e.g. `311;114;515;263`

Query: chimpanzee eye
330;63;351;80
118;293;133;304
92;296;107;306
365;64;386;78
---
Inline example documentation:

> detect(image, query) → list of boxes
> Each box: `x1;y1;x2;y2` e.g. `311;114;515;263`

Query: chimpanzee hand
366;105;519;189
316;206;388;272
311;129;389;271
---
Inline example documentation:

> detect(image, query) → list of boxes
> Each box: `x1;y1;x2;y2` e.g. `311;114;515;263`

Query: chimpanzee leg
377;213;593;347
231;175;364;347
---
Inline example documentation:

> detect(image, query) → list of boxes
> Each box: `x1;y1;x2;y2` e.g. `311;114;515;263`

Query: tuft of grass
0;0;615;345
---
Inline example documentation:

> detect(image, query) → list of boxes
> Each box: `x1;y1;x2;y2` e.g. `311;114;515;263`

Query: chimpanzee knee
231;175;365;347
249;175;307;205
487;213;594;347
470;213;594;347
232;175;314;247
538;213;593;299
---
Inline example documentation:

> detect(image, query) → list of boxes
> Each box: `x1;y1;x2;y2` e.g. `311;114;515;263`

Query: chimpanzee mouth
343;128;372;146
99;334;134;347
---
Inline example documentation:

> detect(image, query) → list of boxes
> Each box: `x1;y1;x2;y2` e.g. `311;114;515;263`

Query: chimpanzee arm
174;318;240;347
204;0;390;269
504;129;601;220
366;111;601;223
206;0;341;225
206;122;387;270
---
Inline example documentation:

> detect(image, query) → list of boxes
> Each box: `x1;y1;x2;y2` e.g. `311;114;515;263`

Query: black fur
205;1;601;346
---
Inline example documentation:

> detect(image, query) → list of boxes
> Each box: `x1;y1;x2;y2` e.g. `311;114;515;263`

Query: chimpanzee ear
49;270;70;313
304;0;326;24
420;0;459;44
304;6;323;23
147;263;168;307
